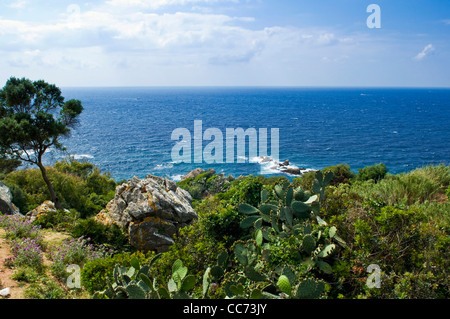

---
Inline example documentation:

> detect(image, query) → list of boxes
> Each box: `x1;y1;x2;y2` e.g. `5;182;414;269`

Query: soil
0;229;24;299
0;228;71;299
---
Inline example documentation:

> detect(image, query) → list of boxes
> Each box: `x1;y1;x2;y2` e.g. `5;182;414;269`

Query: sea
37;87;450;182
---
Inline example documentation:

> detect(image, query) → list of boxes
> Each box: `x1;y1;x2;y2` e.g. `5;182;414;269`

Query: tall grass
350;164;449;206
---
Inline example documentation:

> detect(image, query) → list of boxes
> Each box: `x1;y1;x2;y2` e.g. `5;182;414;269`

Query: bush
70;217;130;252
217;175;263;207
81;251;154;294
350;166;448;206
356;163;388;183
198;197;246;246
12;266;40;283
24;277;67;299
2;158;117;217
48;236;113;280
293;163;355;191
0;214;42;242
33;209;78;231
9;237;44;271
177;170;233;201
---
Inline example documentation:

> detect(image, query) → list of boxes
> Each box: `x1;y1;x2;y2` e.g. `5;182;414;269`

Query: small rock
0;287;10;297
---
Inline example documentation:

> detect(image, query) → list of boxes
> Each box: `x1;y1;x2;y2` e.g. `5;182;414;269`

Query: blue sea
40;87;450;182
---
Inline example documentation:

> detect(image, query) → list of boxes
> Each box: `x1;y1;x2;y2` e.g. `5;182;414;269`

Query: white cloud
8;0;29;9
0;0;362;85
105;0;236;10
413;44;434;61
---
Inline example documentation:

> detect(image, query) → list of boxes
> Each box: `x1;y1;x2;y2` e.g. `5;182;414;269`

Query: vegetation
0;158;448;299
2;156;116;217
0;77;83;209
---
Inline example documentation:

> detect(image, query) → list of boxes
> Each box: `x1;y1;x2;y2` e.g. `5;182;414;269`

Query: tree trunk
37;162;62;210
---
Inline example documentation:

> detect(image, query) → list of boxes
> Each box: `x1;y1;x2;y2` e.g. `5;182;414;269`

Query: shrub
356;163;388;183
0;214;42;242
350;169;446;206
217;175;263;207
11;266;40;283
24;277;67;299
48;236;112;280
198;197;246;246
70;217;130;252
33;209;78;231
81;251;154;294
177;170;233;200
293;163;354;191
2;158;117;218
9;237;44;271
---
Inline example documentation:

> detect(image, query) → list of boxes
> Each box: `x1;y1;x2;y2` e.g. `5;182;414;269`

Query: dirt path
0;229;25;299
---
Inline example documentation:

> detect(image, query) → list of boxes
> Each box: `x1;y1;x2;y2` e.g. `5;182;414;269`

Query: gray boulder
95;175;197;253
0;182;21;216
181;167;216;181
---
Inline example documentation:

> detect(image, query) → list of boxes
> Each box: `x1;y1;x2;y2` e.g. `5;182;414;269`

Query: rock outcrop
0;182;21;216
181;167;216;181
95;175;197;253
25;200;58;223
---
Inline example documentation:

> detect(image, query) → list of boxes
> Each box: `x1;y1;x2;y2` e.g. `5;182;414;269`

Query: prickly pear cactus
302;234;316;255
295;278;325;299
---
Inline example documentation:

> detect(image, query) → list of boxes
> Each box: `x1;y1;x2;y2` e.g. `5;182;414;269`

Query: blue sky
0;0;449;87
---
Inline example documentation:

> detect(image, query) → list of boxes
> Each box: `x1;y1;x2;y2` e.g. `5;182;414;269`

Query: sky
0;0;449;87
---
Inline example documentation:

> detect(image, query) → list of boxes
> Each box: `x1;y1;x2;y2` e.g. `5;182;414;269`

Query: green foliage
356;163;388;182
200;199;246;246
200;171;340;299
24;277;67;299
70;217;130;252
94;255;198;299
0;156;21;178
350;165;449;206
293;164;354;192
2;158;116;217
0;77;84;208
217;175;264;207
11;266;40;283
328;164;449;298
177;170;234;201
81;251;154;294
3;160;447;300
48;236;112;281
33;209;78;231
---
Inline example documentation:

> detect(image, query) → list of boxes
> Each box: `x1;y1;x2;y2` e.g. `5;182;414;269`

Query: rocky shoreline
254;156;315;176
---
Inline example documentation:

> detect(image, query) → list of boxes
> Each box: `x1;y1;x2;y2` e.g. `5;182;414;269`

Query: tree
356;163;388;183
0;77;83;209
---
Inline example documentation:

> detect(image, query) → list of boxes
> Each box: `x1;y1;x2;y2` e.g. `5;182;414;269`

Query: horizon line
60;85;450;90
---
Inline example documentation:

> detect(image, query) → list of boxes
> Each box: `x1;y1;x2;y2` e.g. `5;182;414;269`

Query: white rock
95;174;197;253
0;287;10;297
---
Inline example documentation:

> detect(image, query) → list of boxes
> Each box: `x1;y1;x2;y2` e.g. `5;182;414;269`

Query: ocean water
38;87;450;182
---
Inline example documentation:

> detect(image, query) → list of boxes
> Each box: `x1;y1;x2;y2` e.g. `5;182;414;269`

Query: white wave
171;174;183;182
252;155;316;176
73;154;94;160
154;163;174;170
